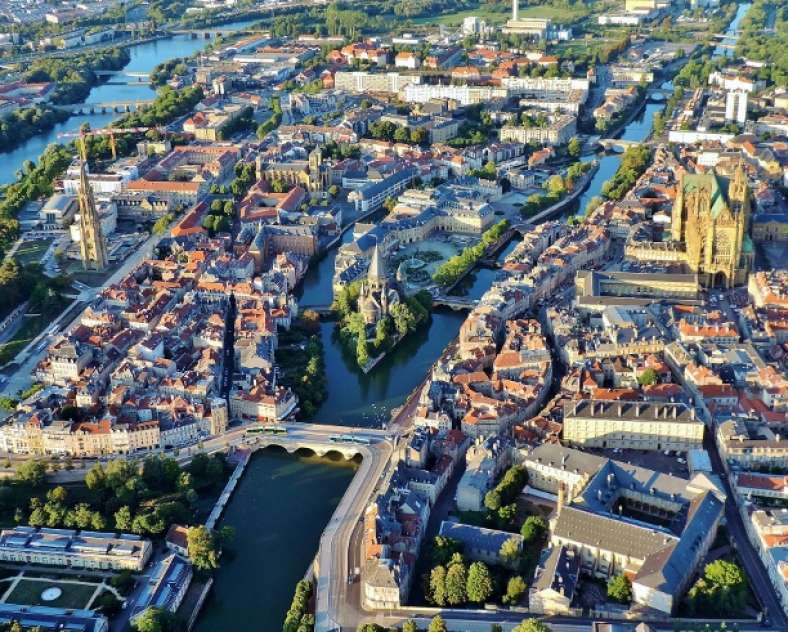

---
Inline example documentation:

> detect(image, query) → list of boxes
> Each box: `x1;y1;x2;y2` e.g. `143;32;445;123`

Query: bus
246;425;288;435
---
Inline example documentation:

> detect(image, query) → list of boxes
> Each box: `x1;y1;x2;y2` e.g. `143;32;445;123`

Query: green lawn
6;578;98;609
413;5;510;25
0;297;71;366
14;239;53;267
413;3;589;25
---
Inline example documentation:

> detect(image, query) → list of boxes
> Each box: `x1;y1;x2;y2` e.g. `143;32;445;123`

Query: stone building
670;165;752;288
358;244;400;326
77;160;108;271
629;165;753;289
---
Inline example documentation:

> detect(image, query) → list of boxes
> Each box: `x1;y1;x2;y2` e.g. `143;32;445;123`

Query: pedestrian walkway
205;448;251;530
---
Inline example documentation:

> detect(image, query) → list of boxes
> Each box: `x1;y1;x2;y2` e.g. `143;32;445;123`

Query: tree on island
567;136;582;158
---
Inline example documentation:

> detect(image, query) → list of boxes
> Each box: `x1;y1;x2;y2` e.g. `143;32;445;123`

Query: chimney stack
512;0;519;21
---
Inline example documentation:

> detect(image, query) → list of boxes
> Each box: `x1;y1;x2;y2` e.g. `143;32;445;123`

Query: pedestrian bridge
432;295;479;311
598;138;641;152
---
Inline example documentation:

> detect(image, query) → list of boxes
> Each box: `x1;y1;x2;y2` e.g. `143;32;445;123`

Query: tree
431;535;463;566
499;536;521;568
131;607;178;632
484;488;502;512
187;525;220;571
47;486;68;504
545;175;566;197
466;561;493;604
429;565;447;606
403;621;418;632
520;515;547;542
504;575;527;605
512;621;551;632
428;616;447;632
393;126;409;142
356;334;369;367
567;136;582;158
607;575;632;603
688;560;748;617
16;460;46;486
446;561;467;605
637;368;659;386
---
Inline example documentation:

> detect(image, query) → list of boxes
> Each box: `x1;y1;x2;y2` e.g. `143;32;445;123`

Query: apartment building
563;400;705;452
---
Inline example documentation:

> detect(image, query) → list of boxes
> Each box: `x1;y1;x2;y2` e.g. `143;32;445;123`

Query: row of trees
359;617;551;632
12;453;229;537
432;220;510;286
257;96;283;139
601;144;652;201
283;579;314;632
735;0;788;87
116;85;205;129
0;143;73;249
276;312;328;419
24;47;130;104
0;106;69;153
429;554;499;606
367;120;428;146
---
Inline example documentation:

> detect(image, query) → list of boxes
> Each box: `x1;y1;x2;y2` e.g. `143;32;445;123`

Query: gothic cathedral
671;164;752;288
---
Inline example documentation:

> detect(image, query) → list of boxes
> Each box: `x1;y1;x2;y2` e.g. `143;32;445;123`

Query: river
0;22;260;185
193;451;357;632
714;2;751;59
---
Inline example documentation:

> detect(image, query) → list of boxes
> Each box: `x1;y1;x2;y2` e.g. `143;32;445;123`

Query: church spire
368;242;386;283
78;159;108;272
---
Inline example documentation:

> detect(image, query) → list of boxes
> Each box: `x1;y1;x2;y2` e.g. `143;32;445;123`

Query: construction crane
58;126;169;161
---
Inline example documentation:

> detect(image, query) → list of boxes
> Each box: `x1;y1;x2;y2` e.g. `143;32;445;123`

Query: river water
0;26;258;185
193;451;357;632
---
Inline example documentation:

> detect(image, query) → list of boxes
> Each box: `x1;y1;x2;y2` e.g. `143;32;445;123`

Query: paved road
705;432;788;628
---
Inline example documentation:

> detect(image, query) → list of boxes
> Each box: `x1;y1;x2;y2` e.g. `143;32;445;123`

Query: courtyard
0;573;113;610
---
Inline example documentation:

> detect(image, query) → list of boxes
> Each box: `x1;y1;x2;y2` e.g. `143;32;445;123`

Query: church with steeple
77;160;108;272
358;243;400;325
